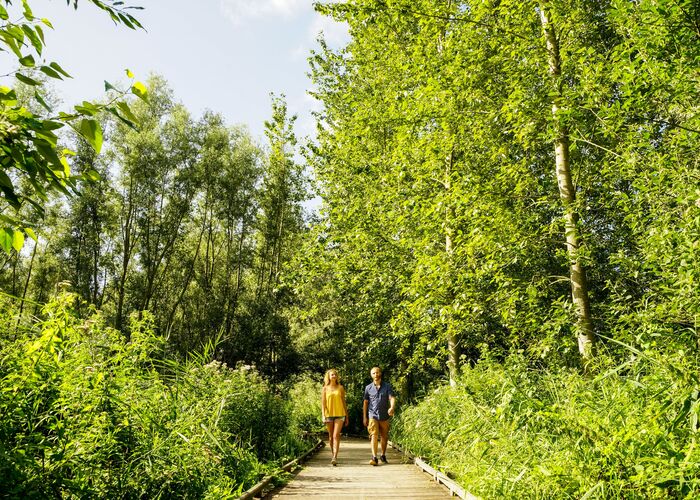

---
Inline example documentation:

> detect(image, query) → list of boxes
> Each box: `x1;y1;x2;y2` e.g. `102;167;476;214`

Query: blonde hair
324;368;341;386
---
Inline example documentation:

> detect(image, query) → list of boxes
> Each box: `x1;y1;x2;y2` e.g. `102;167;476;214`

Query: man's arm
388;395;396;417
363;399;369;427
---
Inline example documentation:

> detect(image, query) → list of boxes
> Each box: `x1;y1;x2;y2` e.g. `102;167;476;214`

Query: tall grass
393;350;700;499
0;293;319;498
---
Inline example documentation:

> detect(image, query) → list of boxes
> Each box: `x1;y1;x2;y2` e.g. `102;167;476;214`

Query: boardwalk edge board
388;440;479;500
238;439;324;500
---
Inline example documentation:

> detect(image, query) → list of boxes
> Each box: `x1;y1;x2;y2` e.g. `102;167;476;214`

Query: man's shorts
367;418;389;438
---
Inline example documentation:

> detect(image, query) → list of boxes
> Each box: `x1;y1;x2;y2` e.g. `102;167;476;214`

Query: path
266;437;451;499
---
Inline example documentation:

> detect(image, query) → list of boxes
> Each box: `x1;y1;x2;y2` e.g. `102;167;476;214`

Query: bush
393;349;700;499
0;293;312;498
285;374;324;437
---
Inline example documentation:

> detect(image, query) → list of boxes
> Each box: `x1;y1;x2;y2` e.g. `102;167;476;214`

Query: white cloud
220;0;309;24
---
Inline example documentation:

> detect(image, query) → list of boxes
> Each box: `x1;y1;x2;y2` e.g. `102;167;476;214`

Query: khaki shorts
367;418;389;438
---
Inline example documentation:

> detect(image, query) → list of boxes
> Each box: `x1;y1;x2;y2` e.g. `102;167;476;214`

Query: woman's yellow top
324;385;346;417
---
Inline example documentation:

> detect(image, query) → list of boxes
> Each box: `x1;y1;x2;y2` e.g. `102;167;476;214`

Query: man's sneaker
369;456;378;466
380;454;388;464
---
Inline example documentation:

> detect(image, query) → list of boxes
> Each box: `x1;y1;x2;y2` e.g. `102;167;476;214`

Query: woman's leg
332;419;343;458
325;421;335;453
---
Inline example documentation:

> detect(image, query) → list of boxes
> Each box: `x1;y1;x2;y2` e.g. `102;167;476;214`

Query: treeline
289;0;700;396
1;76;307;379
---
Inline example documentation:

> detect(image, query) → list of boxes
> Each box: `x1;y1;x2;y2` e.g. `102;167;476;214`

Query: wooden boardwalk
266;437;451;499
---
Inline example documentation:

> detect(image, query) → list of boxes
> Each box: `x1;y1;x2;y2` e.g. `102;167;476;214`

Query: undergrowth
393;349;700;499
0;293;320;498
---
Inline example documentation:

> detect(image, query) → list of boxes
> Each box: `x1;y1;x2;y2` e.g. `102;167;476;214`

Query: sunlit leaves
0;0;146;251
77;118;103;154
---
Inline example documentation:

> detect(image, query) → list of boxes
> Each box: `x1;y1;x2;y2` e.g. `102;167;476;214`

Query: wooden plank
266;437;452;499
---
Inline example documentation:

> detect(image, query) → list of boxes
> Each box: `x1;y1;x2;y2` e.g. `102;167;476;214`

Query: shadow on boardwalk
266;436;450;499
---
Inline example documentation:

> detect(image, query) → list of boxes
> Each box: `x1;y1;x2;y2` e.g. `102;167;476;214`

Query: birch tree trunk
540;4;595;360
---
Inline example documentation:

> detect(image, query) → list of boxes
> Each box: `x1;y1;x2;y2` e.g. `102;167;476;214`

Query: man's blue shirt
364;381;395;420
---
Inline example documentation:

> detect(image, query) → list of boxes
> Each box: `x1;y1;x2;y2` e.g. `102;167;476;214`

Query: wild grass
393;349;700;499
0;293;320;498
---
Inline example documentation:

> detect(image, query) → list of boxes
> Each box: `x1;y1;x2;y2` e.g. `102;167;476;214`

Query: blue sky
22;0;348;141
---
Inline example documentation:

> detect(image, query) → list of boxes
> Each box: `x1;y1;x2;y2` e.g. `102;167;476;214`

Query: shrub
0;293;311;498
393;349;700;499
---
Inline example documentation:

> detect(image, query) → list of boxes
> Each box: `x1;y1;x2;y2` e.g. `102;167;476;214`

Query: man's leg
368;419;379;464
378;420;390;457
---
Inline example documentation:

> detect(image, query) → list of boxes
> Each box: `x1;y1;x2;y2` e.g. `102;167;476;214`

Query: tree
0;0;145;253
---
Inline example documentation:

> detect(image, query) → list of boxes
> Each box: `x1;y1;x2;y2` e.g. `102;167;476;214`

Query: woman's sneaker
331;458;337;466
369;456;378;466
380;455;388;464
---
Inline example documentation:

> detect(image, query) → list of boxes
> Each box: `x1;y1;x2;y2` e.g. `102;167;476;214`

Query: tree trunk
18;239;38;322
117;177;137;334
540;4;595;360
445;148;460;386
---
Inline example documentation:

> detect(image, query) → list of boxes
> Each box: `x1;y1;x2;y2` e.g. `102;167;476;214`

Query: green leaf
74;101;100;116
131;81;147;100
116;101;138;123
0;5;8;20
6;25;25;43
35;25;45;45
19;54;36;67
22;0;34;21
34;91;53;112
78;118;103;154
2;34;23;59
125;68;135;78
49;62;71;78
0;86;17;99
21;25;43;55
104;80;116;92
0;229;12;254
106;106;137;129
41;120;64;131
0;185;21;210
84;169;101;182
0;170;13;189
12;229;24;252
60;156;71;177
41;18;54;29
15;73;40;86
40;65;63;80
24;227;37;242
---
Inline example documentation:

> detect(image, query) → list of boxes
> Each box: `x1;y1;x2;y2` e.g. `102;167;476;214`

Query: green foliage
0;292;313;497
297;0;700;393
285;374;325;436
0;0;146;249
393;350;700;498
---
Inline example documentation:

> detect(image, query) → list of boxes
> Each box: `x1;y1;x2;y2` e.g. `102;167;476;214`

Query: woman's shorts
324;416;346;423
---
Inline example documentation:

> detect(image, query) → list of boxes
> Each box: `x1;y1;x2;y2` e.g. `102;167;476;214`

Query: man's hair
370;366;382;375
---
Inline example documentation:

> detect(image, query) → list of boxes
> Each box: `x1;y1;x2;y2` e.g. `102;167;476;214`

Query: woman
321;368;349;466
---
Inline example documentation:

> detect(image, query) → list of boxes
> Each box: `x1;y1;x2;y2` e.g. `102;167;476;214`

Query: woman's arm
341;386;349;426
321;386;327;419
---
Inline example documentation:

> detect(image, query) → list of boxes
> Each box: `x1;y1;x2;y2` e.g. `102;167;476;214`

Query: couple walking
321;366;396;466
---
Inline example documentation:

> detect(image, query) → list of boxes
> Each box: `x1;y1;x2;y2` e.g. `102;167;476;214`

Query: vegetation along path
267;437;450;499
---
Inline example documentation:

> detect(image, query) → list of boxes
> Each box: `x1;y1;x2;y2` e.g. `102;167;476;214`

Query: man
363;366;396;466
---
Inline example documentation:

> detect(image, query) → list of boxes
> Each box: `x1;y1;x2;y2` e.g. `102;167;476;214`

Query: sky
7;0;349;142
